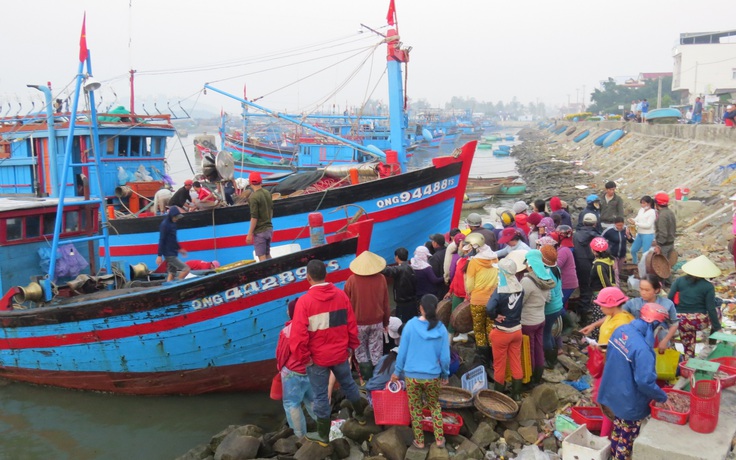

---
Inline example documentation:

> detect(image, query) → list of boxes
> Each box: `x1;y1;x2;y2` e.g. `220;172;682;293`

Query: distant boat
602;129;625;147
645;108;681;124
493;149;510;156
505;135;515;141
498;145;511;151
477;142;493;149
498;184;527;195
593;130;615;146
573;129;590;142
462;194;492;210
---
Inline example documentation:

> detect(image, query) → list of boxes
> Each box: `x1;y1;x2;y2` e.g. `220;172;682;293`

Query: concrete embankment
515;121;736;278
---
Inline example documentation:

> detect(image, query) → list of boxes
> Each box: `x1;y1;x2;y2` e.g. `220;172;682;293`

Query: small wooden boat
477;142;493;149
593;130;615;146
602;129;625;147
462;195;492;210
505;135;515;141
645;108;681;124
498;184;527;195
493;149;510;156
573;129;590;142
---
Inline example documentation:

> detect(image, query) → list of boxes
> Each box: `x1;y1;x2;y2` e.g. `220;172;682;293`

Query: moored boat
645;108;681;124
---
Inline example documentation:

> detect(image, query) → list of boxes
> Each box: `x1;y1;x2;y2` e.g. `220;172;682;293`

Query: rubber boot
523;367;545;391
358;363;373;381
475;346;491;367
511;379;523;402
544;348;558;369
493;380;506;392
306;418;331;446
352;397;368;425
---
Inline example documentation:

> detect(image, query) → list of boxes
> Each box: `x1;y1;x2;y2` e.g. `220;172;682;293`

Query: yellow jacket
465;246;498;305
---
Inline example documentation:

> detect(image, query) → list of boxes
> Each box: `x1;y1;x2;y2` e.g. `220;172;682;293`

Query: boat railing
0;111;173;129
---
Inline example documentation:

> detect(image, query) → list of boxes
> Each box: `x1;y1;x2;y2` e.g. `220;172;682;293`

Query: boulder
348;445;366;460
470;421;499;448
341;419;383;444
542;435;558;453
213;434;260;460
294;441;333;460
209;426;240;452
273;436;299;455
554;383;583;405
371;427;408;460
427;444;450;460
331;438;352;459
515;398;542;426
503;430;525;448
175;444;213;460
566;367;584;381
404;444;428;460
531;384;559;414
517;425;539;444
557;355;586;374
457;438;484;459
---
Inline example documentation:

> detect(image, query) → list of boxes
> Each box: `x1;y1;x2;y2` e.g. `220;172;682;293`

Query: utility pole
582;84;586;112
657;76;663;109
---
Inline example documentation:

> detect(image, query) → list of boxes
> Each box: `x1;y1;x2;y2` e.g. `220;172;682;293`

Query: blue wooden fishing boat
593;130;615;146
645;108;681;124
602;129;625;147
573;129;590;142
498;145;511;152
505;135;515;141
493;149;510;156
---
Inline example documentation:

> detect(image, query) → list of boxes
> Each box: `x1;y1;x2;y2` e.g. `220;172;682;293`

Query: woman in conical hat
667;255;723;358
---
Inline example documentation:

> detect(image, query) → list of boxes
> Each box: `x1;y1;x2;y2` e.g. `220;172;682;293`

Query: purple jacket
557;246;578;290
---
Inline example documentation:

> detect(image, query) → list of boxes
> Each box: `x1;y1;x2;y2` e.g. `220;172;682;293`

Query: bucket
682;188;690;201
675;188;683;200
385;149;398;165
689;377;720;434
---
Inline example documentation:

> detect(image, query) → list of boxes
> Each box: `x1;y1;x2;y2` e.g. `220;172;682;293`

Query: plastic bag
516;444;552;460
627;274;640;291
586;346;605;378
554;414;579;438
329;419;345;441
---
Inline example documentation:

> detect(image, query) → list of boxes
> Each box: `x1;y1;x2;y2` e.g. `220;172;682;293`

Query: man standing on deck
290;260;368;446
156;207;190;282
247;172;273;261
599;181;624;230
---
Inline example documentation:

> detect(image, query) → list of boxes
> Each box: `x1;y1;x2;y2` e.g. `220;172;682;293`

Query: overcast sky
2;0;735;116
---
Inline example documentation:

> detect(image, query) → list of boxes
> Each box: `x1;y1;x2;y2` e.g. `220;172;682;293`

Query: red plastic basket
650;388;690;425
420;409;463;436
678;361;693;379
371;383;411;426
570;406;604;431
690;378;720;434
680;359;736;388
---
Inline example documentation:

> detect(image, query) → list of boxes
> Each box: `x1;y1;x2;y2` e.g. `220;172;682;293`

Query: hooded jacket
276;321;308;374
602;226;628;259
465;245;499;305
520;271;555;326
486;290;524;332
290;282;360;367
395;317;450;380
573;226;599;263
577;204;602;233
598;319;667;420
590;256;616;291
158;207;182;257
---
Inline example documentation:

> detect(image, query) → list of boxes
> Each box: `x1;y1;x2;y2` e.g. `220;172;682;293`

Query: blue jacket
158;207;181;257
598;319;667;420
602;227;627;259
395;317;450;380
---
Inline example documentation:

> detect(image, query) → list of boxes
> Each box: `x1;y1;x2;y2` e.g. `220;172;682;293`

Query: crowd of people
269;181;730;458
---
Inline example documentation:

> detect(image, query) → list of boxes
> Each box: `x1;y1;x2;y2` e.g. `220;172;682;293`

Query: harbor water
0;129;520;460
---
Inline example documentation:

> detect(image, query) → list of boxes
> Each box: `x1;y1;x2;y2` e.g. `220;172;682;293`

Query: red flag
386;0;396;26
79;13;88;63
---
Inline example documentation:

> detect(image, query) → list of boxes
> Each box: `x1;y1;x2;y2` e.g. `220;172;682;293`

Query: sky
2;0;735;117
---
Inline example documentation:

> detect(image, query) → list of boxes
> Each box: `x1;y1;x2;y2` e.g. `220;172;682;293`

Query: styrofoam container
562;425;611;460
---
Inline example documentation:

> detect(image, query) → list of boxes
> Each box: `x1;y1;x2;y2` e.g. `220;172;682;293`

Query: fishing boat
645;108;681;124
497;181;527;195
462;194;492;210
493;149;510;156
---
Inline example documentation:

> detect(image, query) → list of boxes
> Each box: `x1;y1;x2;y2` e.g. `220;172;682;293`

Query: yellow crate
505;334;532;384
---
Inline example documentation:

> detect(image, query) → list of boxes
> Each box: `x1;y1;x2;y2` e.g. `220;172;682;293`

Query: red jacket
276;321;308;374
290;283;360;367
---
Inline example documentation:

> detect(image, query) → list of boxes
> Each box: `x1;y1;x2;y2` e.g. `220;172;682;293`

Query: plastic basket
505;334;532;384
690;378;720;434
650;388;690;425
709;357;736;388
420;409;464;436
570;406;604;432
678;361;693;379
371;381;411;426
461;365;488;395
655;349;680;381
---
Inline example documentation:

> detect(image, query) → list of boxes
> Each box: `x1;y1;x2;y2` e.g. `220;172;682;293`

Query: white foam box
561;424;611;460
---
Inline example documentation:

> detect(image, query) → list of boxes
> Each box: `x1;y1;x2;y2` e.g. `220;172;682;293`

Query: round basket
651;253;671;279
473;389;519;421
439;387;474;409
668;249;679;268
437;299;452;328
450;300;473;333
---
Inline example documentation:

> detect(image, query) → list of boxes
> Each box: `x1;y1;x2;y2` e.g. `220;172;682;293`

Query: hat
211;260;221;268
349;250;387;276
512;201;528;214
525;250;552;280
515;213;528;226
465;212;482;227
387;317;403;339
549;196;562;212
586;194;600;203
463;232;485;249
184;179;193;186
540;245;558;266
582;213;598;225
429;233;446;246
500;210;515;226
538;217;555;230
249;171;263;185
537;236;557;247
497;258;523;293
498;227;519;244
594;287;629;308
527;213;543;227
482;223;495;230
605;181;617;189
654;192;669;206
590;237;609;252
506;250;529;273
681;255;722;279
453;233;466;246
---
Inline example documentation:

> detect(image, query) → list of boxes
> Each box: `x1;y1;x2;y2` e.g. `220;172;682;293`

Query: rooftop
680;30;736;45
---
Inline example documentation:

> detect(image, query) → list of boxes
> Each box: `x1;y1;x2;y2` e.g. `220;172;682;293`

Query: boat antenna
178;101;191;119
359;23;386;38
141;102;150;116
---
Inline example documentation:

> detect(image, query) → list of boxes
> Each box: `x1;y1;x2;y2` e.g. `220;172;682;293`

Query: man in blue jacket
156;206;190;282
598;303;668;460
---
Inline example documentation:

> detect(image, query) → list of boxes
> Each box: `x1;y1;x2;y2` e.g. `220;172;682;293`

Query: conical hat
681;255;722;279
349;251;387;276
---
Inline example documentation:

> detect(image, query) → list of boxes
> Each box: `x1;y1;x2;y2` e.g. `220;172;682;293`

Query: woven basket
439;387;474;409
668;249;679;267
473;389;519;421
450;300;473;333
437;299;452;328
645;252;671;279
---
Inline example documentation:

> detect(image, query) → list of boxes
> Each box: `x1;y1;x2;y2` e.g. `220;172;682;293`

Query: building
672;30;736;104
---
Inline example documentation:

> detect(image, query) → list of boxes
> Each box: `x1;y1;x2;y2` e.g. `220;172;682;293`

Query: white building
672;30;736;104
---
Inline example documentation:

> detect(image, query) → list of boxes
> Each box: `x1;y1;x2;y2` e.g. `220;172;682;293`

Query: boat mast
129;69;136;114
385;1;410;172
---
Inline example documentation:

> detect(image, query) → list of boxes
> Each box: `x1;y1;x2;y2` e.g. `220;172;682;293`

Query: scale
706;331;736;360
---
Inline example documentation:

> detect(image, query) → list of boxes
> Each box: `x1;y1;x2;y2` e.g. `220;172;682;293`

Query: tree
588;76;675;114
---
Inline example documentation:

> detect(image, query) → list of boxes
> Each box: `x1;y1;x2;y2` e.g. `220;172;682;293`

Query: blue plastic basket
461;365;488;395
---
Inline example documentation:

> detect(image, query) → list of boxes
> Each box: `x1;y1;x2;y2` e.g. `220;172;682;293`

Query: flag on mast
79;13;88;63
386;0;396;26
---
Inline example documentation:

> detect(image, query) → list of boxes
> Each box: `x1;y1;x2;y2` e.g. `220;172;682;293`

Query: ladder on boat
41;55;112;302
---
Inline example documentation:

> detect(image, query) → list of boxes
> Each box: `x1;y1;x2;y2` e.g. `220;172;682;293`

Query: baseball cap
184;179;193;186
498;227;519;244
429;233;446;246
387;316;403;339
249;171;263;185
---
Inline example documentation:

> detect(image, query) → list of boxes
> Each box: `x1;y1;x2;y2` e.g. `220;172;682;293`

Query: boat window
117;136;130;156
65;211;80;232
6;218;22;241
43;212;57;236
26;215;40;238
143;137;152;156
105;137;115;156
